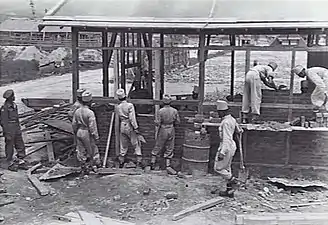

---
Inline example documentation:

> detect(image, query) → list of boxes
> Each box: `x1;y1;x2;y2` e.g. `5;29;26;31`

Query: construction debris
0;200;15;207
172;196;225;221
290;201;328;208
97;168;143;176
39;163;81;181
52;215;72;222
164;192;178;200
268;177;328;190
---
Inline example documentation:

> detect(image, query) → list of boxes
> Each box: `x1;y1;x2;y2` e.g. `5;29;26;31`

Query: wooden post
204;35;211;61
107;32;117;67
148;33;153;98
154;50;161;139
120;32;126;91
71;27;79;102
245;49;251;74
102;31;109;97
230;35;236;100
160;34;165;98
198;33;206;115
45;130;55;162
113;50;120;156
288;50;296;122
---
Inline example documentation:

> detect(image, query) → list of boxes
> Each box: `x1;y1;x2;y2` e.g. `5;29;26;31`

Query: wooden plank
45;131;55;162
42;119;74;134
97;168;143;175
285;132;291;165
102;113;115;168
24;143;47;158
160;34;165;98
154;50;161;139
102;31;109;97
230;35;235;99
172;197;225;221
120;32;126;91
113;50;120;157
78;211;104;225
0;200;15;207
290;201;328;208
148;33;153;98
27;174;50;196
71;27;79;102
288;50;296;122
92;97;315;110
235;212;328;225
245;49;251;74
39;163;80;181
107;32;117;67
198;33;206;115
76;45;328;52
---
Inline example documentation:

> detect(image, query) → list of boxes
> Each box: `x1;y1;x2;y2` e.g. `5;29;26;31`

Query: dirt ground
1;166;328;225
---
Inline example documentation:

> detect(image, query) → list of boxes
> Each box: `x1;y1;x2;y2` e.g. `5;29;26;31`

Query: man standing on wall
72;91;101;174
242;62;280;123
292;65;328;111
211;100;243;198
0;89;28;171
116;89;143;169
151;94;180;174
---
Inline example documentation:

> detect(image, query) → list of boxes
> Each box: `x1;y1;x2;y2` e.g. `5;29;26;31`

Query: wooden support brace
120;32;126;91
198;33;206;115
113;50;120;156
71;27;79;102
45;131;55;162
288;50;296;122
102;31;109;97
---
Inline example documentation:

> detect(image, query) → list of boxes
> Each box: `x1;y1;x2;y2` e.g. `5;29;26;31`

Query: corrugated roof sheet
0;18;70;32
41;0;328;30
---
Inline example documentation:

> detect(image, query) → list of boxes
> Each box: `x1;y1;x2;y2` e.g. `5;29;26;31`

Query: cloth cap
216;100;228;111
76;88;86;98
163;94;172;104
116;89;126;99
193;86;199;94
82;91;92;102
3;89;14;99
292;65;305;75
268;62;278;71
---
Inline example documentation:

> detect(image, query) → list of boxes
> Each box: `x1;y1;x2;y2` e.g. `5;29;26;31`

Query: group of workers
241;61;328;123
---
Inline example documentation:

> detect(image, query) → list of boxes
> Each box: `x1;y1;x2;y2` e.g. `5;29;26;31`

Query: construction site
1;0;328;224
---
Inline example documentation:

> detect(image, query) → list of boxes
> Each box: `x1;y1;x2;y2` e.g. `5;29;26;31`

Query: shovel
238;132;249;186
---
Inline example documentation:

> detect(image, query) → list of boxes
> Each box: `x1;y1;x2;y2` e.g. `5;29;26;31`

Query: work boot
118;156;125;168
251;114;261;124
165;159;177;175
218;189;235;198
7;163;18;172
150;155;157;170
241;113;249;124
136;156;144;169
17;159;28;170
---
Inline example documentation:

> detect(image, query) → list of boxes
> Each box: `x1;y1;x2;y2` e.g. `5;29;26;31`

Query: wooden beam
160;33;165;99
76;45;328;52
120;32;126;91
245;49;251;74
27;174;50;196
113;50;120;156
148;33;153;98
198;33;206;114
102;113;115;168
45;131;55;162
288;50;296;122
92;97;316;109
102;31;109;97
230;35;236;100
172;197;225;221
204;34;211;61
107;32;117;67
71;27;79;102
154;50;161;139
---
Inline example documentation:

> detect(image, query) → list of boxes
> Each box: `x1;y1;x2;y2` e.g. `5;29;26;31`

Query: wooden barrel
181;130;210;175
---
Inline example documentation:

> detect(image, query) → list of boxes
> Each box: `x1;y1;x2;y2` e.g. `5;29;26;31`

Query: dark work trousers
4;122;26;162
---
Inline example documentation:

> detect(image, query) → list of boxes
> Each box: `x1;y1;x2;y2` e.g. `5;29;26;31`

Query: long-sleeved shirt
218;114;242;156
158;105;180;126
116;100;138;130
72;105;99;139
306;67;328;95
0;101;19;133
250;65;274;80
68;101;82;119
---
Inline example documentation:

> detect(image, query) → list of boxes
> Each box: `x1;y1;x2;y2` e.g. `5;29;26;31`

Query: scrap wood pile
19;103;75;164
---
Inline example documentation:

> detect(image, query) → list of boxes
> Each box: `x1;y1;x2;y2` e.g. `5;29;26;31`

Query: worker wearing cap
72;91;100;173
242;62;279;123
68;88;86;121
0;89;27;171
211;100;243;198
151;94;180;173
116;89;143;168
292;65;328;111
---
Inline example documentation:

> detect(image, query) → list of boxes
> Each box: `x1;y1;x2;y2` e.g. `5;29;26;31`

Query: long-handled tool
238;132;249;186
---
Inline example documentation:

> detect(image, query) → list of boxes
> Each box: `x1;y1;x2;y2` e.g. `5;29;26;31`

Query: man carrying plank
211;100;243;198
